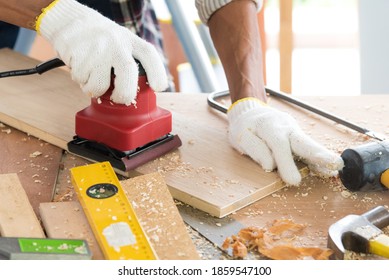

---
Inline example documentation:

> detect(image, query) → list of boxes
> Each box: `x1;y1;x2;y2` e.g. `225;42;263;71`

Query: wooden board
39;201;105;260
0;48;297;217
0;173;45;238
0;49;88;150
40;173;200;260
0;122;63;217
136;116;307;217
121;172;200;259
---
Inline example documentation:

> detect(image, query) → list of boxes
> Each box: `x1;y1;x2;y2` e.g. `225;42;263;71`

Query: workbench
1;49;389;260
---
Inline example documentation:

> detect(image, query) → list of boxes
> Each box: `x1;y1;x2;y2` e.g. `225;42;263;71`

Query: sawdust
29;151;42;158
383;225;389;235
54;186;75;202
121;173;201;259
150;152;247;195
0;122;11;134
154;152;193;175
222;219;333;260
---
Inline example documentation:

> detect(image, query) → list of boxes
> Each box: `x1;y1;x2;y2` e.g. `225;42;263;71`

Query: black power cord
0;58;65;78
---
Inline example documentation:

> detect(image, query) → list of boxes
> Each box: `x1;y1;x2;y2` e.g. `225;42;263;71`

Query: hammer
339;141;389;192
328;206;389;259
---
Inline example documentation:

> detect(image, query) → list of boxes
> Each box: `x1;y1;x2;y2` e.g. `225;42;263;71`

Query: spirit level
70;161;156;260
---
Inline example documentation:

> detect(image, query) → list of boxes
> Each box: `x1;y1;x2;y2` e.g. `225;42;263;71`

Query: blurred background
152;0;363;96
265;0;359;96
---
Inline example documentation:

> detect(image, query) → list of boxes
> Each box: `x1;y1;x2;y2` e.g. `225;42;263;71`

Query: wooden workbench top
157;91;389;258
1;48;389;259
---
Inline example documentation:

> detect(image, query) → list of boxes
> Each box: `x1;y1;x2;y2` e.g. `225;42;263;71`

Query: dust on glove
35;0;168;105
227;98;344;186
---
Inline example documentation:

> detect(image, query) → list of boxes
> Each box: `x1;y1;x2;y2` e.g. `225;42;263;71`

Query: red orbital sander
67;62;182;171
0;58;181;172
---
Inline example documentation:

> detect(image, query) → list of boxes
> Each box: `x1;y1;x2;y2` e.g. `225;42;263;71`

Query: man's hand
35;0;168;105
227;98;344;186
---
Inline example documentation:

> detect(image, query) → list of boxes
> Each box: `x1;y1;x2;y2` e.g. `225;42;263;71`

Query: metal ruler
70;161;156;260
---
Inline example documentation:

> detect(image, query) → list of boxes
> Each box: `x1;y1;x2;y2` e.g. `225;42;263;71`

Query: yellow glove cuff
35;0;61;33
227;97;267;113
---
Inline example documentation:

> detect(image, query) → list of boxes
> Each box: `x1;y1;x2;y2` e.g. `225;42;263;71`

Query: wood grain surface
171;94;389;259
2;49;389;259
0;174;45;238
39;201;105;260
0;48;298;217
0;123;62;216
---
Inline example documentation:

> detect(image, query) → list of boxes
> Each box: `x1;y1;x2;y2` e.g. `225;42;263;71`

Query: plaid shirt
108;0;174;90
110;1;164;60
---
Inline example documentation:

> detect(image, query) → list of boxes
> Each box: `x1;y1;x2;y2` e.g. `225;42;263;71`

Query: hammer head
327;206;389;259
339;141;389;192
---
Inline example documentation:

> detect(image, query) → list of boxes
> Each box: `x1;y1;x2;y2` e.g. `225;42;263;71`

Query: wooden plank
41;173;200;260
39;201;105;260
136;115;307;217
0;48;88;150
0;122;63;217
0;173;45;237
121;172;200;260
0;49;296;218
138;93;308;217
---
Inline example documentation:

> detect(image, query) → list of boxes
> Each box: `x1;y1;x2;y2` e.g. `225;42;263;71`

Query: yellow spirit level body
71;162;156;260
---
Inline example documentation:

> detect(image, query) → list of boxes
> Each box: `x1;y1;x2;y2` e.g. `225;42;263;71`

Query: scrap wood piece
39;201;104;260
0;173;45;238
121;172;200;260
222;219;333;260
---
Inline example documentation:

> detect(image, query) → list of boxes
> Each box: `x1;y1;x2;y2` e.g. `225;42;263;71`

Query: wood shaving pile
222;219;333;260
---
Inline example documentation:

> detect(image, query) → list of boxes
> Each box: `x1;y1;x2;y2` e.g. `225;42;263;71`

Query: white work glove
227;98;344;186
35;0;168;105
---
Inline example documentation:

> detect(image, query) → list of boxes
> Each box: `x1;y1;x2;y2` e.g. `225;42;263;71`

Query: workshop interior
1;0;389;262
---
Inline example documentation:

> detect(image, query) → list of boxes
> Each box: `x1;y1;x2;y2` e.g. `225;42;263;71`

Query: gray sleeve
195;0;263;24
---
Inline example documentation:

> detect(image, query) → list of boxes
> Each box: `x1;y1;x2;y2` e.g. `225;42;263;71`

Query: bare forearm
208;0;266;103
0;0;54;29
